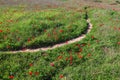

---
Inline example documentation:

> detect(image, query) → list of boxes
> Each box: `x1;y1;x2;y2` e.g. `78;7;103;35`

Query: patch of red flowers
29;71;33;76
79;48;82;52
29;63;33;67
28;38;31;42
66;57;69;61
57;56;62;60
118;42;120;45
9;75;14;79
0;30;3;33
59;74;64;79
59;29;64;33
50;62;55;67
87;53;91;57
78;54;83;59
91;36;94;39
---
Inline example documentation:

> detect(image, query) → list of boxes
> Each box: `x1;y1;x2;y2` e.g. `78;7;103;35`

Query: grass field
0;7;87;51
0;0;120;80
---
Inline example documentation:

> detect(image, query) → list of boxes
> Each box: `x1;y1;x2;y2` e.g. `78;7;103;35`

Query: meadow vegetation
0;0;120;80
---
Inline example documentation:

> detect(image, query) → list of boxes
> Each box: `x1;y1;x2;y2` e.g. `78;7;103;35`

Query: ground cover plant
0;0;120;80
0;7;87;51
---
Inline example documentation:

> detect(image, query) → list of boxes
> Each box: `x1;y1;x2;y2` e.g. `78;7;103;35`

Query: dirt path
3;19;92;53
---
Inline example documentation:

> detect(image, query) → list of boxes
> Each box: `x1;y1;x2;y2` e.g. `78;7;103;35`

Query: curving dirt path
3;19;92;53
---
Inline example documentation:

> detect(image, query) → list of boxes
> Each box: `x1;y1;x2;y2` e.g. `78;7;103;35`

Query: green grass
0;7;87;51
0;6;120;80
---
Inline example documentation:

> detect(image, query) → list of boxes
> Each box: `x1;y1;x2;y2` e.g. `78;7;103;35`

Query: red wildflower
59;74;64;79
76;44;80;48
88;43;90;46
91;36;94;39
79;48;82;52
96;40;99;43
59;29;64;33
35;72;39;75
70;55;73;61
87;53;91;57
70;61;72;65
29;71;32;76
28;38;31;42
66;57;69;61
82;43;86;46
50;62;54;67
78;54;83;59
57;56;62;60
9;75;14;79
44;29;46;32
0;30;3;32
118;28;120;31
29;63;33;67
53;31;57;35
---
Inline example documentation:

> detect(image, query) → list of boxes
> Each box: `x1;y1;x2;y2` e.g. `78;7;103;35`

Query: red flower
91;36;94;39
96;40;99;43
35;72;39;75
79;48;82;52
82;43;86;46
44;29;46;32
9;75;14;79
0;30;3;32
70;55;73;61
59;29;64;33
88;43;90;46
50;62;54;67
28;38;31;42
29;63;33;67
53;31;57;35
70;61;72;65
87;53;91;57
75;44;80;48
78;54;83;59
29;71;32;75
118;28;120;31
66;57;69;61
59;74;64;79
57;56;62;60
